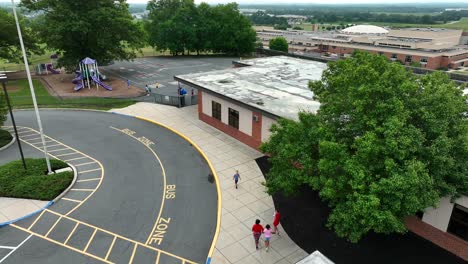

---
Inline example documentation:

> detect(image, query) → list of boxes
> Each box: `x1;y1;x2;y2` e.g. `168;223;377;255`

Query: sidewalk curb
0;163;77;228
0;133;16;152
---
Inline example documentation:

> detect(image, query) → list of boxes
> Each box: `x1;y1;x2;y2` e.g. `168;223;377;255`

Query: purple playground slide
74;83;84;91
72;72;83;84
91;75;112;91
46;64;60;74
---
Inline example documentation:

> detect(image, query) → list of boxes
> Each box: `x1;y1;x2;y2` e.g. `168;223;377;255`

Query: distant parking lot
101;56;237;96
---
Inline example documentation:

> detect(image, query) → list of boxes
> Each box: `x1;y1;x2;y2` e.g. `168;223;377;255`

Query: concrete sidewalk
0;197;48;226
112;103;308;264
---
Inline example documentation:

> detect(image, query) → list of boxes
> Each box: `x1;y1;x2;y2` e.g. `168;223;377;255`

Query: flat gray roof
175;56;326;120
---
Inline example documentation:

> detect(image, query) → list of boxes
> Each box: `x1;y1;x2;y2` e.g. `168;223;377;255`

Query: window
391;53;398;59
378;52;384;56
420;57;428;63
447;205;468;241
228;108;239;129
212;101;221;121
332;46;336;49
405;55;412;63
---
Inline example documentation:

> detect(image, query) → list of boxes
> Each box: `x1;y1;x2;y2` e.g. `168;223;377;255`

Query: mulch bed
255;156;465;264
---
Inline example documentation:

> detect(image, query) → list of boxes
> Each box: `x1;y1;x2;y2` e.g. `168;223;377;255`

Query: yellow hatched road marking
64;156;87;162
48;148;71;153
61;197;82;203
79;168;101;174
83;229;97;252
45;216;62;237
64;222;79;245
20;134;40;139
128;244;138;264
11;224;112;264
13;126;105;216
74;161;97;167
70;189;94;192
42;209;197;263
76;178;100;183
28;210;46;230
55;152;78;157
105;236;117;260
47;143;64;148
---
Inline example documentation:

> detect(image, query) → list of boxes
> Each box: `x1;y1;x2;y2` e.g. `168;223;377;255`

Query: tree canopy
146;0;256;55
261;51;468;243
21;0;145;70
269;37;289;52
0;8;42;63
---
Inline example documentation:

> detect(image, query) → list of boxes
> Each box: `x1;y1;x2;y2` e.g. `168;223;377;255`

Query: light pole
0;73;27;170
11;0;52;173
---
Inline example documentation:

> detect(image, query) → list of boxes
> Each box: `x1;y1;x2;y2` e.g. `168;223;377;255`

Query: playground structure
72;57;112;91
35;54;61;75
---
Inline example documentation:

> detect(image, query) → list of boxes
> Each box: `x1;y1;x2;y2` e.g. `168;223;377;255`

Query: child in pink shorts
264;224;273;251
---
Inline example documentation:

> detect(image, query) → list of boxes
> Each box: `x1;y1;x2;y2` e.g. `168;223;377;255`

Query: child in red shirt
251;219;264;250
273;209;281;235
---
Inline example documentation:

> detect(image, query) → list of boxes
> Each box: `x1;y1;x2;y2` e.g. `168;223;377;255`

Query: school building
174;55;467;260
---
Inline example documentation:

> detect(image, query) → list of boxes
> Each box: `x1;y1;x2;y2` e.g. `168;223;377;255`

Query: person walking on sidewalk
273;209;281;235
252;219;264;250
127;79;131;88
233;170;241;189
264;224;273;252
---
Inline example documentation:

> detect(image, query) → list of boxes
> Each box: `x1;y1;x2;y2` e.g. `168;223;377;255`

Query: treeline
306;10;468;24
249;11;287;26
146;0;256;56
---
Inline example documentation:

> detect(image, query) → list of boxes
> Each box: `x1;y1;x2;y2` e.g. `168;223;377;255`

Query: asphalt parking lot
101;56;237;96
0;110;218;264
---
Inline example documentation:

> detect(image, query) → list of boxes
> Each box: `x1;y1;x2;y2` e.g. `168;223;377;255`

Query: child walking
251;219;264;250
264;224;273;252
233;170;241;189
273;209;281;235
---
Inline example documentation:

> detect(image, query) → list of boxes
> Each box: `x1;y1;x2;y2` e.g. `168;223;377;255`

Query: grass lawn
6;79;135;110
0;158;73;201
0;129;13;148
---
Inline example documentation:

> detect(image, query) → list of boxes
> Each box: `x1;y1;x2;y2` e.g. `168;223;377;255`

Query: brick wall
405;216;468;261
199;112;262;150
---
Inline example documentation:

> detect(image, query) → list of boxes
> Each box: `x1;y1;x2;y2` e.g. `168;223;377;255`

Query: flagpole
11;0;52;173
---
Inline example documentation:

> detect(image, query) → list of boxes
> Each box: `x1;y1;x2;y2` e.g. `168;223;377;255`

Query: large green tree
0;8;43;63
21;0;145;69
147;1;256;55
269;37;289;52
261;51;468;242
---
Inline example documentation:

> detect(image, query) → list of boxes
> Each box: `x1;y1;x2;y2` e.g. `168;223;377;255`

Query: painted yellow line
105;236;117;260
83;229;97;252
128;244;138;264
74;161;97;167
47;143;64;148
135;116;222;261
155;251;161;264
29;139;54;144
64;222;79;245
70;189;94;192
64;156;88;162
43;209;197;263
20;134;40;139
48;148;71;153
79;168;101;174
61;197;82;203
11;224;112;264
27;210;46;230
45;216;62;237
76;178;100;183
110;126;167;246
54;152;78;157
